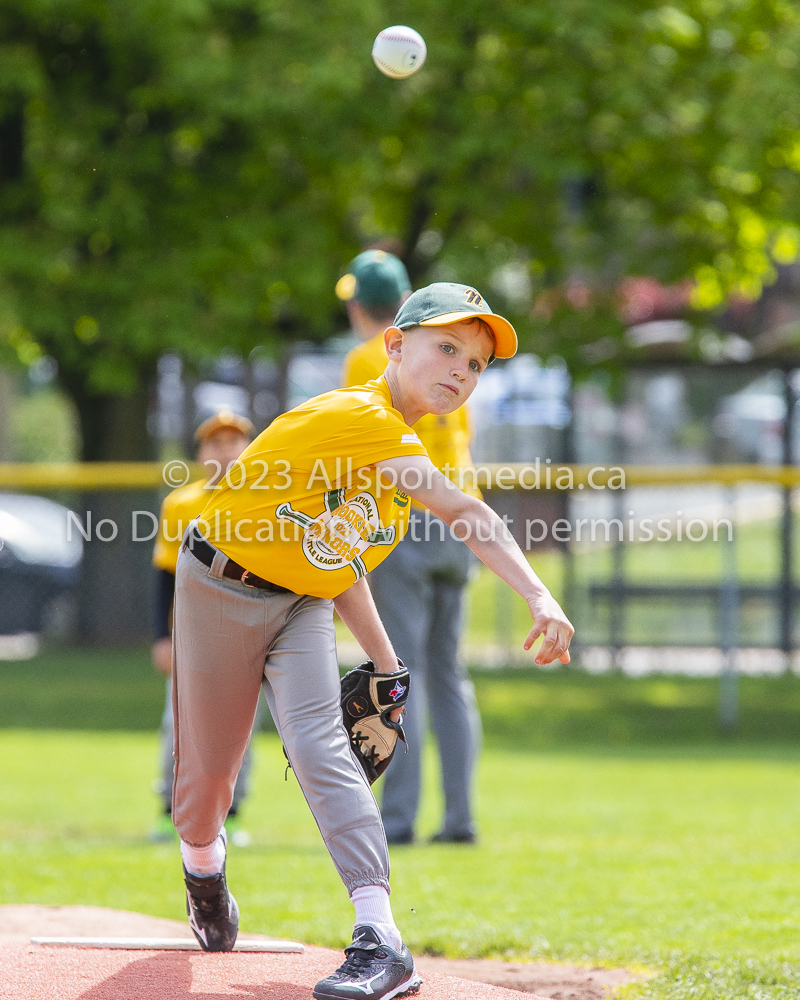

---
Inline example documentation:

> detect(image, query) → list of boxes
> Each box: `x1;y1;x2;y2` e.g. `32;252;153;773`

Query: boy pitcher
172;282;573;1000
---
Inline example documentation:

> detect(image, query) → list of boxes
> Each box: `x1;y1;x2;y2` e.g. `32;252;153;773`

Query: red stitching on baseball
373;55;417;76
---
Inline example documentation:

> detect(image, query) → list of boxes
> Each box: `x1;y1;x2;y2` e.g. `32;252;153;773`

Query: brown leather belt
187;530;291;594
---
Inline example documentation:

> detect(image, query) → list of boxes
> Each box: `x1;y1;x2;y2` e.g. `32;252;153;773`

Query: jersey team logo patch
276;489;395;581
388;681;407;702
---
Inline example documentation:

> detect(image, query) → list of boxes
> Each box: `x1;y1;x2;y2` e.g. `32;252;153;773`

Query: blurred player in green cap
339;251;482;844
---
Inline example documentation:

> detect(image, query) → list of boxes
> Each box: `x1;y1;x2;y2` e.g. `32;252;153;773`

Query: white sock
181;833;226;877
350;884;402;951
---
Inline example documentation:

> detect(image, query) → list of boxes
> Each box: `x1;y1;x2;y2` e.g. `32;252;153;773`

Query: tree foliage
0;0;798;455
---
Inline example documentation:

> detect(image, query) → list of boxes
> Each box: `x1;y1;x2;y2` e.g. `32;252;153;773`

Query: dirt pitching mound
0;905;649;999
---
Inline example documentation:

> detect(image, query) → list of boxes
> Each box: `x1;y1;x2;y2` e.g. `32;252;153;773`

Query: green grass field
3;647;800;999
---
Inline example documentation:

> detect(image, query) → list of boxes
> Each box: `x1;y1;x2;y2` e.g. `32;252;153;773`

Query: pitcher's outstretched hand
524;593;574;665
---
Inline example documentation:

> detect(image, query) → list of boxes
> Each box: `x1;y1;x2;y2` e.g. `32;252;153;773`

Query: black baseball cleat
183;833;239;952
313;925;421;1000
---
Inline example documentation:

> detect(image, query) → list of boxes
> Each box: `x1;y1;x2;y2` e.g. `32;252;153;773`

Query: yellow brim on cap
419;311;518;359
335;273;357;301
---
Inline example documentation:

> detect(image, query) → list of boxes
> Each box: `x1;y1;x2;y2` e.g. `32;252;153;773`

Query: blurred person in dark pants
339;252;482;845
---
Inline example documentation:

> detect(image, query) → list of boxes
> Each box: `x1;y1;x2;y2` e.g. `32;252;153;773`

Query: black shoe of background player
430;830;476;844
385;830;414;846
313;925;421;1000
183;830;239;952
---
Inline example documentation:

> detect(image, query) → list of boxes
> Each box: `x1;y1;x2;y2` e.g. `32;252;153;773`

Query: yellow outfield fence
1;461;800;491
0;462;203;490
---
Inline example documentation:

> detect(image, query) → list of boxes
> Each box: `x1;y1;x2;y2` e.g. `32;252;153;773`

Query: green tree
0;0;798;457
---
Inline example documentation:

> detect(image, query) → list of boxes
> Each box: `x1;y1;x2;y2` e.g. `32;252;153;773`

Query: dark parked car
0;493;82;635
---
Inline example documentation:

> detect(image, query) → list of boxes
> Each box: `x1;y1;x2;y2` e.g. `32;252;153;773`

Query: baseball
372;25;427;79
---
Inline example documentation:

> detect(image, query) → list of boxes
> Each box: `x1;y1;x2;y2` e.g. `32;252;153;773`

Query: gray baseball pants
158;677;261;815
171;539;390;893
369;513;482;841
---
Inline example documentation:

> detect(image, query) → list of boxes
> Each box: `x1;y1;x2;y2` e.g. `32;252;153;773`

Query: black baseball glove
340;660;410;784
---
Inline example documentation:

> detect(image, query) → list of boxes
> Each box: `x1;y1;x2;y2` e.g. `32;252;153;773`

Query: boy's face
385;320;494;416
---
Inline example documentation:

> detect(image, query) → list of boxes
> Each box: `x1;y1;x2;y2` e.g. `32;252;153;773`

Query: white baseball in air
372;25;427;79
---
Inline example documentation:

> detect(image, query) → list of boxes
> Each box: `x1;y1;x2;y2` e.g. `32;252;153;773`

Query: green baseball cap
335;250;411;308
393;282;518;359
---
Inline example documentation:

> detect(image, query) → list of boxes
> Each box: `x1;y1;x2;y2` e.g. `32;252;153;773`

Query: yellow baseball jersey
341;333;480;501
199;378;428;599
153;479;209;574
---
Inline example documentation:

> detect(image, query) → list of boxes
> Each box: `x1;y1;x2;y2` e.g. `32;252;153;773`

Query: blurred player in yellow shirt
339;251;481;844
150;411;256;843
